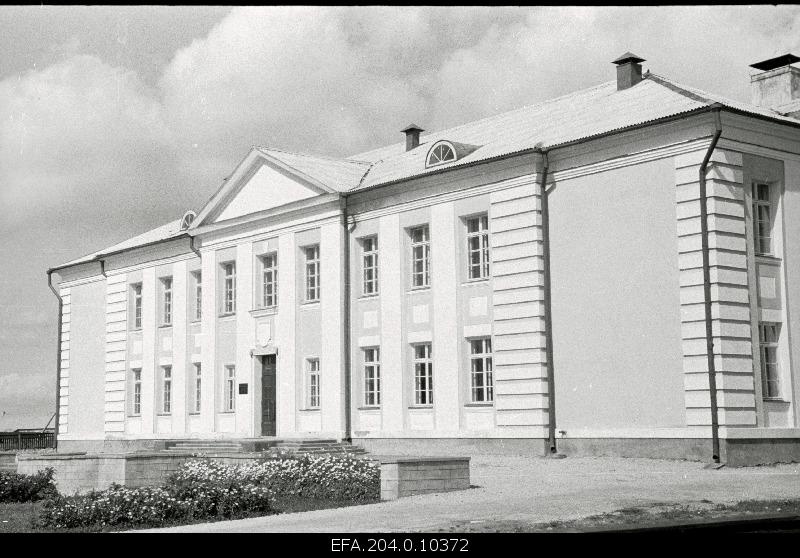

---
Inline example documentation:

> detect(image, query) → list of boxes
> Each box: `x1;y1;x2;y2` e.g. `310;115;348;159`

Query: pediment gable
194;149;333;226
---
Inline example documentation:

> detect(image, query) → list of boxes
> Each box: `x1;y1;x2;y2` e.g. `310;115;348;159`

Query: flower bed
0;468;57;503
36;454;379;530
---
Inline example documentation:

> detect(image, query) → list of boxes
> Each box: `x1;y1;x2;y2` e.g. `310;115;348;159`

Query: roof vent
179;210;197;231
749;53;800;115
613;52;645;91
401;124;424;152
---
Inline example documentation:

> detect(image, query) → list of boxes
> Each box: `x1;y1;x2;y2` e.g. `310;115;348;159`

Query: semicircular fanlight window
427;142;457;167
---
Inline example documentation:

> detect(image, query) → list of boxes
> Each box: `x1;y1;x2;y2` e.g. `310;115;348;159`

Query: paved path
145;456;800;532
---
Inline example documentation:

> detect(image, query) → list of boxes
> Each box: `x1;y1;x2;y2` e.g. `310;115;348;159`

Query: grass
439;499;800;533
0;496;378;533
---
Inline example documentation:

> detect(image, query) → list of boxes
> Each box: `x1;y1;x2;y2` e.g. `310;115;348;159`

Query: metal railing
0;431;56;451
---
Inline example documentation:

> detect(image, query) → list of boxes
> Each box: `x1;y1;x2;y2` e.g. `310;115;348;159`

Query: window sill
461;278;490;286
408;405;433;410
300;300;320;308
218;313;236;319
188;412;201;416
128;414;141;418
358;406;381;411
763;397;790;404
158;324;173;329
250;307;278;317
299;407;321;412
130;327;142;332
407;287;431;294
190;320;201;325
217;410;235;415
359;293;380;300
464;402;494;408
755;254;782;264
156;413;172;417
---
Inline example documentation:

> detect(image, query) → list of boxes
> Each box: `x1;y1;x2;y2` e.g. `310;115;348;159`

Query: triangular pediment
193;149;333;226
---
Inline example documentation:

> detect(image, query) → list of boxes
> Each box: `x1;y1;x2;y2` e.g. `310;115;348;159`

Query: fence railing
0;432;56;451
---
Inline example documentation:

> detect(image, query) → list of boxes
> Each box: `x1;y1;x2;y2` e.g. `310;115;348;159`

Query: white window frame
160;276;173;326
426;141;457;167
759;323;781;399
361;236;379;296
469;337;494;403
752;181;773;256
222;262;236;315
409;225;430;289
130;368;142;416
304;245;321;302
192;271;202;322
363;347;381;407
306;358;320;409
160;365;172;415
223;364;236;412
412;343;433;406
131;283;143;330
466;214;490;280
190;363;202;414
260;252;278;308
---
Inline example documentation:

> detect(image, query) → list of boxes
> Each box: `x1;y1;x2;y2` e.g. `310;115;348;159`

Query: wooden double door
260;355;276;436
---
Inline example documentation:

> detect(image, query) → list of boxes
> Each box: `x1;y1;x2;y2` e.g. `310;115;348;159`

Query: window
413;343;433;406
410;225;430;288
160;277;173;326
223;365;236;412
192;271;202;322
305;245;320;302
307;358;320;409
469;338;494;403
160;366;172;414
752;182;773;255
131;283;143;329
362;236;379;295
130;368;142;416
222;262;236;314
759;323;781;399
191;363;202;414
363;348;381;406
466;215;490;280
260;253;278;308
426;141;457;167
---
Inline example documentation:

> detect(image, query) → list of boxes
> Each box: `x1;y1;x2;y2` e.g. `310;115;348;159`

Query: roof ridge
257;145;372;166
349;80;617;160
644;72;715;105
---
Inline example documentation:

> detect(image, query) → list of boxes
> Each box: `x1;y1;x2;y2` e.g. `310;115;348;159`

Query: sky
1;5;799;430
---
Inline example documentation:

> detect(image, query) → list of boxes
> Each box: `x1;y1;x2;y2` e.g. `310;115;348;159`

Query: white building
48;53;800;464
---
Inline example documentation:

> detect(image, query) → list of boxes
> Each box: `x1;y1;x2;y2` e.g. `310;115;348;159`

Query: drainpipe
99;259;107;277
342;197;354;442
699;109;723;463
537;149;558;455
189;235;202;259
46;270;62;450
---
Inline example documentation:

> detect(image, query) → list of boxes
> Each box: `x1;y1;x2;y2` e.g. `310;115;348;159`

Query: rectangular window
192;271;202;322
413;343;433;406
759;323;781;399
305;245;320;302
224;365;236;412
160;276;173;326
410;225;430;288
222;262;236;314
191;363;202;414
466;214;490;280
362;236;379;295
260;253;278;308
130;368;142;416
132;283;143;329
469;338;494;403
752;182;773;255
307;358;320;409
160;365;172;414
363;348;381;406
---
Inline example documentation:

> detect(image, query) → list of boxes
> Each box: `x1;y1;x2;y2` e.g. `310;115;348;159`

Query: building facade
49;54;800;464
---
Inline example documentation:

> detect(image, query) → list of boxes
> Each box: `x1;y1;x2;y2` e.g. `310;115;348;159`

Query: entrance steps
163;438;368;457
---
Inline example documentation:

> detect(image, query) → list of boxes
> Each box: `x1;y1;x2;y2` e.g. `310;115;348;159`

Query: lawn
1;496;377;533
437;499;800;533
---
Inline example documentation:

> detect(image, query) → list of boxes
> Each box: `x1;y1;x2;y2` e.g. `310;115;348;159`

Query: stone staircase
163;438;368;457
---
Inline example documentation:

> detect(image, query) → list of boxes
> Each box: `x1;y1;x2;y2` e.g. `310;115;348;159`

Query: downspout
537;149;558;455
342;197;354;442
699;109;723;463
46;270;62;450
189;235;202;259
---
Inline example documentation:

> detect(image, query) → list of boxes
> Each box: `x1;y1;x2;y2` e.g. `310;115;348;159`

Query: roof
750;54;800;72
53;219;186;270
53;70;800;272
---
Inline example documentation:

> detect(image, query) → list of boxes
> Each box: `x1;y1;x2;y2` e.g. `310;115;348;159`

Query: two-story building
48;53;800;464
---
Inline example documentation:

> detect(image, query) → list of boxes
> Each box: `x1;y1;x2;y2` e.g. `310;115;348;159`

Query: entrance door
261;355;277;436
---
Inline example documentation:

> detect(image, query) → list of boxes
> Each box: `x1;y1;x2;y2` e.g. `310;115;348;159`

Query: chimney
401;124;424;151
749;54;800;116
612;52;645;91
